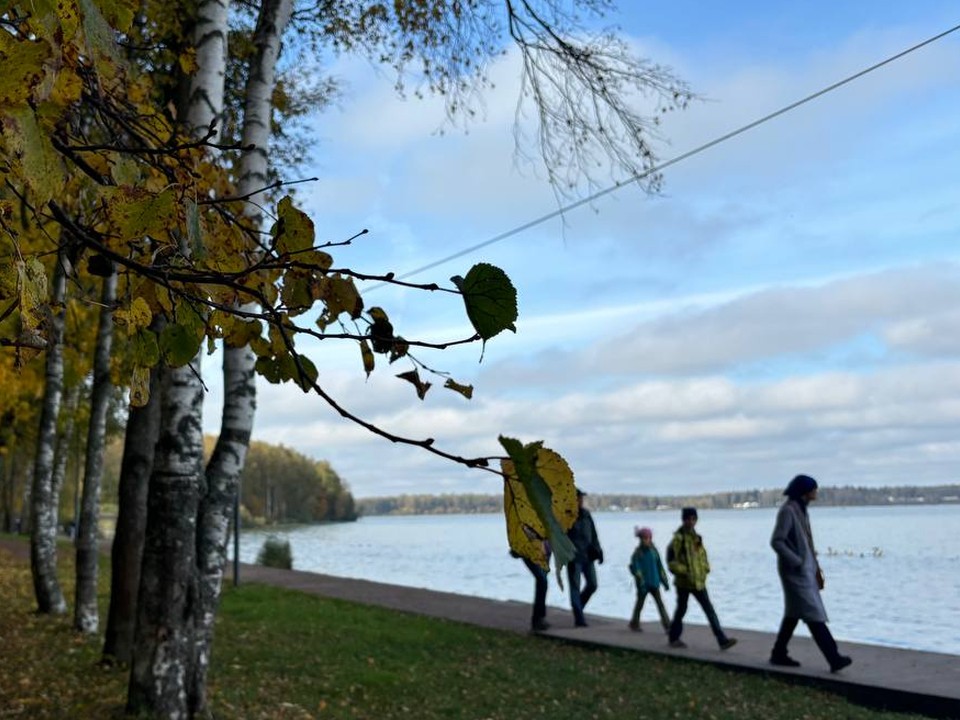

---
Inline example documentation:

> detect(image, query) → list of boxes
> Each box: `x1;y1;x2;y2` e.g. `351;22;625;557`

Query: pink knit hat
634;526;653;540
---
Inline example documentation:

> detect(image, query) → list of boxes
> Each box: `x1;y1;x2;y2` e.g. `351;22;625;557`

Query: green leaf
159;323;201;367
452;263;517;345
255;357;282;384
185;199;204;259
280;269;313;314
78;0;122;81
0;263;17;300
130;328;159;367
292;355;318;392
368;306;394;353
500;437;578;573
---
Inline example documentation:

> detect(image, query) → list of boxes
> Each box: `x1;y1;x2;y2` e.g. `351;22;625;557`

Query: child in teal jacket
628;527;670;632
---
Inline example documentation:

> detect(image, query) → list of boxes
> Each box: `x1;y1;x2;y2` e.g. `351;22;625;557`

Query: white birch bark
74;271;117;634
191;0;292;711
127;0;229;714
128;363;205;719
51;384;80;510
29;246;70;615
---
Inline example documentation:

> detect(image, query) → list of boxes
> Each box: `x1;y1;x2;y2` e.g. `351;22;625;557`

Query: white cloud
199;10;960;499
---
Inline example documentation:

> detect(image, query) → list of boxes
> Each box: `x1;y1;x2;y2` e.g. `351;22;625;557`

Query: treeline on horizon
226;440;357;526
4;437;358;531
356;484;960;517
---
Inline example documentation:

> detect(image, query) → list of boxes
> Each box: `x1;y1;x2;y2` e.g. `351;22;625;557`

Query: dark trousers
566;559;598;625
669;588;728;645
522;557;548;626
772;616;842;664
631;586;670;630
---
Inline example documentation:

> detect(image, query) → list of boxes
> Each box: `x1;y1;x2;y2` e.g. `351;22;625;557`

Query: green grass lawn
0;538;928;719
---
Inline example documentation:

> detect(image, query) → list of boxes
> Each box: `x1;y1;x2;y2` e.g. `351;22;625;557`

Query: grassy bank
0;539;924;719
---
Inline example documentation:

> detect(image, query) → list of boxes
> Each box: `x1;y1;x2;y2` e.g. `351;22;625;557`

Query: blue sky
204;2;960;498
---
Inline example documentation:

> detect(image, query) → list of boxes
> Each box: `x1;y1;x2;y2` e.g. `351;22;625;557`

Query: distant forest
356;484;960;516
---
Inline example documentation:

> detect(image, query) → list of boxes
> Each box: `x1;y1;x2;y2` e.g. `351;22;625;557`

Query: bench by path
235;563;960;719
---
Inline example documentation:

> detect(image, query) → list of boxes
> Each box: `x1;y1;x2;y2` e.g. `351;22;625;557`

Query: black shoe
532;620;550;632
830;656;853;673
669;639;687;648
719;638;738;651
575;620;589;628
770;654;801;667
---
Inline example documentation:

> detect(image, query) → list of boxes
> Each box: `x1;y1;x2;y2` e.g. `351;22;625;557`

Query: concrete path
235;563;960;719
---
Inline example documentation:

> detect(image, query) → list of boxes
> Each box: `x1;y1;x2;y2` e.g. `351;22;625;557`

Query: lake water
236;504;960;656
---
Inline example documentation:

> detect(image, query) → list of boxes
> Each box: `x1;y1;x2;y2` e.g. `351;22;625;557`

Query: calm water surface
237;504;960;655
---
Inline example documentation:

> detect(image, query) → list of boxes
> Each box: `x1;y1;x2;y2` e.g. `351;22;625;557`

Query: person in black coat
566;488;603;627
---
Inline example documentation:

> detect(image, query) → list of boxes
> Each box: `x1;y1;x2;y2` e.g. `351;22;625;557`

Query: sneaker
628;622;641;632
719;638;738;651
770;654;801;667
669;639;687;649
830;656;853;673
531;620;550;632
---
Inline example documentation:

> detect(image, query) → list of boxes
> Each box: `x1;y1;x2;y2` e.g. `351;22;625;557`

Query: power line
378;21;960;285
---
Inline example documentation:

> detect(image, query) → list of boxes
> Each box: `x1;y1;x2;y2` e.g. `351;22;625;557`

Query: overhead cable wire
377;21;960;285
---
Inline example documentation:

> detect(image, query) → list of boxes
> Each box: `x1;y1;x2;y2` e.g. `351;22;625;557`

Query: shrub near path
0;538;926;719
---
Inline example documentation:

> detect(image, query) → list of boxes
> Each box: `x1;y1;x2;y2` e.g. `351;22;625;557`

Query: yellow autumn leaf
502;447;578;570
113;296;152;331
105;186;177;244
129;365;151;407
178;47;199;75
3;108;65;209
0;33;53;107
17;258;48;332
359;339;374;377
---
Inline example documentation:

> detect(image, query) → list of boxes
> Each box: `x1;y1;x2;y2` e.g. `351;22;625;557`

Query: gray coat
770;499;827;622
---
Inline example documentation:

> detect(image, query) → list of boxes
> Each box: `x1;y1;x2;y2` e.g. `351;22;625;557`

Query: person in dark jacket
512;530;552;632
566;488;603;627
770;474;852;672
666;507;737;650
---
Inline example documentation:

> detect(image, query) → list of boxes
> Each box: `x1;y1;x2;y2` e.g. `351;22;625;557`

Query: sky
204;1;960;499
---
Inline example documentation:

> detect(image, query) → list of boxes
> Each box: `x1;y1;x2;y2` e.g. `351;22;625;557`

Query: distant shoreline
355;484;960;516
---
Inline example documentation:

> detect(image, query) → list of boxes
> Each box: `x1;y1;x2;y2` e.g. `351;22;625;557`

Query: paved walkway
233;563;960;719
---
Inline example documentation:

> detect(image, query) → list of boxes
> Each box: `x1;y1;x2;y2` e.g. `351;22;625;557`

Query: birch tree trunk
29;246;70;615
51;385;80;511
126;0;228;715
190;0;292;711
103;336;161;665
127;362;205;718
74;271;118;634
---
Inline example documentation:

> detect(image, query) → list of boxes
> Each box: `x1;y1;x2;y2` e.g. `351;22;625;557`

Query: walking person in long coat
770;474;852;672
566;488;603;627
